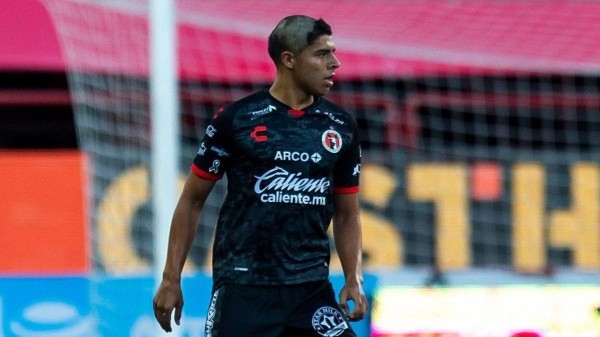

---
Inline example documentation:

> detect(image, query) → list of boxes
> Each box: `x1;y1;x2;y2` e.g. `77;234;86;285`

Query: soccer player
153;15;367;337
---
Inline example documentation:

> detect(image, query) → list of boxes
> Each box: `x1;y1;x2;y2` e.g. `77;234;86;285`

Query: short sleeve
191;107;233;180
333;118;361;194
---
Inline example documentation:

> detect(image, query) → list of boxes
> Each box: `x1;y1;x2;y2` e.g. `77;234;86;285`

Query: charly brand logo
321;130;343;153
311;306;348;337
275;151;322;163
9;301;95;337
249;105;276;120
250;125;268;142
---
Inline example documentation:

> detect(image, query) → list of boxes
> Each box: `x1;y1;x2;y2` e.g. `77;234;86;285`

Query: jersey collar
264;88;322;117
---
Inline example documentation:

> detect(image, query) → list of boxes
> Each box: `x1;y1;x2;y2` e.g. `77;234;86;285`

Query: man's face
292;35;340;96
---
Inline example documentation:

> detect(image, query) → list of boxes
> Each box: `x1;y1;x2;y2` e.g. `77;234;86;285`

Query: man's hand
153;279;184;332
338;280;368;321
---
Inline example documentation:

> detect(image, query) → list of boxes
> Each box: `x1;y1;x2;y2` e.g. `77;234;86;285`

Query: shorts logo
311;306;348;337
321;130;342;153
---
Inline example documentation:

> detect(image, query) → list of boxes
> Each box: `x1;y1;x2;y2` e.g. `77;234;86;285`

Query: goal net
42;0;600;278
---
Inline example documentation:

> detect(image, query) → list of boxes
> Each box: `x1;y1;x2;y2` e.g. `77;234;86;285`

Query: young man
153;15;367;337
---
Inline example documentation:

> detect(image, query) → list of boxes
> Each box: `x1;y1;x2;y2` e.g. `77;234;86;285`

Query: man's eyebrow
316;47;336;53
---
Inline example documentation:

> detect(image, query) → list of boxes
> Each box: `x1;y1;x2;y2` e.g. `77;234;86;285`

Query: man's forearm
333;219;363;284
161;199;202;282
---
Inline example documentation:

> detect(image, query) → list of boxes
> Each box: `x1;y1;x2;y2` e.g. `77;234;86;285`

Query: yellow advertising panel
372;285;600;337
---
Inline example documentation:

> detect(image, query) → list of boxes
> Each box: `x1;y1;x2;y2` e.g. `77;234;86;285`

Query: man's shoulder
316;96;357;126
318;97;352;116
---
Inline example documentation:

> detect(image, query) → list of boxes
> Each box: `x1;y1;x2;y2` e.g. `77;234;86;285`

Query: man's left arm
332;192;368;321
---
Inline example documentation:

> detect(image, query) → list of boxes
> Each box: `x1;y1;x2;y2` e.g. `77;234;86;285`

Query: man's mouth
325;74;335;85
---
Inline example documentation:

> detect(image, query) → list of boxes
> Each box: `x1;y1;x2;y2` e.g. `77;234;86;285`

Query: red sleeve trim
333;186;359;194
191;164;221;181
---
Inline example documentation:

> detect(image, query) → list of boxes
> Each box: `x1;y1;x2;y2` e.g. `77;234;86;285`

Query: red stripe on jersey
288;109;305;117
191;164;221;181
334;186;359;194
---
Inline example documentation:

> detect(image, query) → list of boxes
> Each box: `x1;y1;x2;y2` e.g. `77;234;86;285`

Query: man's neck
269;77;314;110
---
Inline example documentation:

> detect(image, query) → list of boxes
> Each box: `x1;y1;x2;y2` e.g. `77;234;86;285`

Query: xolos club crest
321;130;342;153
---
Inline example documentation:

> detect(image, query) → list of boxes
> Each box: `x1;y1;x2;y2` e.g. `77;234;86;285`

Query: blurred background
1;0;599;336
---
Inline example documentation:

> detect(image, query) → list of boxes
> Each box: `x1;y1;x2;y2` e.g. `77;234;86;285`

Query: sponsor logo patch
316;109;345;125
353;163;361;176
206;125;217;137
275;151;322;163
254;167;330;205
249;105;276;120
211;146;230;157
197;142;207;155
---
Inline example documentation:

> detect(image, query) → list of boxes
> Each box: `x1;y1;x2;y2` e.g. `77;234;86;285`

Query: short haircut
268;15;333;66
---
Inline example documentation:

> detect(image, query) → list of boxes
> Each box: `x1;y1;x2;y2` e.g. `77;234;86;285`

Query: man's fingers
338;291;350;316
174;303;183;325
153;282;183;332
347;294;368;321
155;309;173;332
339;297;348;311
153;299;174;332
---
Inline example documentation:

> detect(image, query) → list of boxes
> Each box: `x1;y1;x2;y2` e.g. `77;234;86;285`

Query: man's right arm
153;172;216;332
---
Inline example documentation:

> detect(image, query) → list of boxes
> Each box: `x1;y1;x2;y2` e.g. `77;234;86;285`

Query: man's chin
316;87;331;97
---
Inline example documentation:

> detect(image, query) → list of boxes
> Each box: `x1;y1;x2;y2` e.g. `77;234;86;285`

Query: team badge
311;306;348;336
321;130;342;153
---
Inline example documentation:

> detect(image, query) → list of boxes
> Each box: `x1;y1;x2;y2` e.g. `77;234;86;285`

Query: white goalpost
149;0;180;335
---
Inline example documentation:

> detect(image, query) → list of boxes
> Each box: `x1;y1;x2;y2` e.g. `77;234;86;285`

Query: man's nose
331;54;341;69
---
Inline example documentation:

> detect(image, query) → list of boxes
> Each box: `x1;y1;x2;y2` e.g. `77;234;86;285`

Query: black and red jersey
191;88;361;287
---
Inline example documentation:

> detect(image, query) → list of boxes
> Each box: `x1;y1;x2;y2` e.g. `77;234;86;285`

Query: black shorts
204;280;357;337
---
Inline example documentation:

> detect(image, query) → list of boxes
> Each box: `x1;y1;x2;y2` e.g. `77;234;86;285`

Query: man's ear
281;51;295;69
